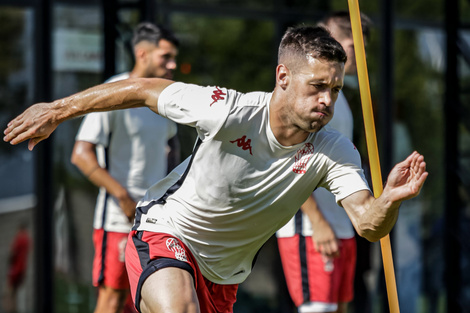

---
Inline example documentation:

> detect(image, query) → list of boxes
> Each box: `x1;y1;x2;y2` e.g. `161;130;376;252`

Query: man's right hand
311;215;340;260
301;194;340;259
119;195;137;223
4;102;58;150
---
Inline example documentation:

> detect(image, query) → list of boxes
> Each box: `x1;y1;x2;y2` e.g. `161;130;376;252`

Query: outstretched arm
3;78;174;150
341;151;428;242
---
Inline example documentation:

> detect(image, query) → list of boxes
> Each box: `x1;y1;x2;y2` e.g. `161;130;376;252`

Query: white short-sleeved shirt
135;82;369;284
277;90;356;239
75;73;178;233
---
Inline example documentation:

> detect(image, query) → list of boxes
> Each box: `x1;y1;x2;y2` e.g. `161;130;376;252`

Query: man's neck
268;92;309;147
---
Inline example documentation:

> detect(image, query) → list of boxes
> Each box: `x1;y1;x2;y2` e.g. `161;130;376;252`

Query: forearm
71;141;133;203
86;167;131;202
52;78;171;123
300;194;327;226
87;167;137;221
4;78;173;150
345;190;400;242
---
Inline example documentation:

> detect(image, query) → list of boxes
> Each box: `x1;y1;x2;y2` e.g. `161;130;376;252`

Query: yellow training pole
347;0;400;312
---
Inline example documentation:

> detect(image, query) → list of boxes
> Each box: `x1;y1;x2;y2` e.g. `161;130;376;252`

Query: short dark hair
317;11;372;42
278;26;347;71
132;22;179;48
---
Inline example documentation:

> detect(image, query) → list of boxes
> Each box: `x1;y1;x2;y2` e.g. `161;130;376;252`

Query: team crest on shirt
166;238;188;262
209;86;226;106
292;143;314;174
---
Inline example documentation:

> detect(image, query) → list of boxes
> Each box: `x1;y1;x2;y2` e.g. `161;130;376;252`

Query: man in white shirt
70;23;180;313
5;25;427;313
277;12;372;313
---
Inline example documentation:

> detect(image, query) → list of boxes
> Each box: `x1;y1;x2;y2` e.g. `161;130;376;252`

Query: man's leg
336;302;348;313
139;267;199;313
94;286;128;313
93;230;132;313
3;284;17;313
124;293;138;313
126;231;237;313
335;238;356;313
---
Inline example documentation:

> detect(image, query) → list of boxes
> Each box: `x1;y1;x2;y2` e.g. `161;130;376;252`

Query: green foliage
172;15;275;92
171;16;277;158
0;9;24;79
394;29;445;226
55;273;95;313
395;0;444;21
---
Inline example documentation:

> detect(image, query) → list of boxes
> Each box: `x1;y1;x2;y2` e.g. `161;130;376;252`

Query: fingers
385;151;428;201
5;123;42;148
28;138;42;151
407;151;428;195
4;104;53;148
3;119;17;141
410;152;427;180
4;118;26;145
406;151;427;177
315;239;340;258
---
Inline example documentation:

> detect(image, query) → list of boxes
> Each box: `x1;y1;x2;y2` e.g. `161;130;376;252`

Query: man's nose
321;90;333;107
167;59;177;70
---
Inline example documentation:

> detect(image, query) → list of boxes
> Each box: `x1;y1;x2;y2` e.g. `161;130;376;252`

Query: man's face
144;39;178;79
283;57;345;133
328;23;357;75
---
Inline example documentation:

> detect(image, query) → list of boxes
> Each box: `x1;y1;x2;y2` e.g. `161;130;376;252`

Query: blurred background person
276;11;371;313
70;22;180;313
3;222;30;313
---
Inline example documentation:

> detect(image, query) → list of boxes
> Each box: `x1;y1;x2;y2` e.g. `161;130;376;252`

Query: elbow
70;150;81;167
70;149;88;171
358;231;382;242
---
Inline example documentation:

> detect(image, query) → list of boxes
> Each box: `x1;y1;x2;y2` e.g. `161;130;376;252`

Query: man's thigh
126;231;238;313
140;267;199;313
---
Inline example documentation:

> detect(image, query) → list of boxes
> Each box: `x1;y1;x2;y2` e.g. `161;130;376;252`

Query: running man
4;26;427;313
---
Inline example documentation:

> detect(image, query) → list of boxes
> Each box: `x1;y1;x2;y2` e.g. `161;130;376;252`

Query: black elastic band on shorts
133;139;202;230
97;230;108;285
295;210;310;303
134;257;195;312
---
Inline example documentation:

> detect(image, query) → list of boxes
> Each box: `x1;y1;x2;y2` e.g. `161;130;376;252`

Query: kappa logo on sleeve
209;86;226;106
230;135;253;155
292;143;314;174
166;238;188;262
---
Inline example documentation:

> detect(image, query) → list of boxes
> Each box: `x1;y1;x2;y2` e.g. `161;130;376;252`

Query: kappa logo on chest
230;135;253;155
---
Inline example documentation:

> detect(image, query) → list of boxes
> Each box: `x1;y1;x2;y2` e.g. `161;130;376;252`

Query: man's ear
134;46;147;63
276;64;290;89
